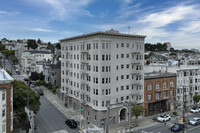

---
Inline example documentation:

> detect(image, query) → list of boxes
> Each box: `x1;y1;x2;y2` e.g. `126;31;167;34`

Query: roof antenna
128;26;130;34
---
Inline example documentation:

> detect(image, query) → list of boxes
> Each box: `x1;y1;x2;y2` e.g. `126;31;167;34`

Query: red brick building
144;71;176;116
0;68;14;133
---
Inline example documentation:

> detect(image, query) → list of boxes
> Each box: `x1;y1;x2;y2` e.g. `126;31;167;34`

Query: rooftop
145;71;176;79
0;68;14;83
60;29;146;42
25;50;52;54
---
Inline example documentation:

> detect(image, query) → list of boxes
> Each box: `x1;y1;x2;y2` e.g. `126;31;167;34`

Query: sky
0;0;200;50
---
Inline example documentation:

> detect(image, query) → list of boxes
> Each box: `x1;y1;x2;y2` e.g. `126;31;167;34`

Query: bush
34;80;45;86
173;111;178;116
52;87;56;94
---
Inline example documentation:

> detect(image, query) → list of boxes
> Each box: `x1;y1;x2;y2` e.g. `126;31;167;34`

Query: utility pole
182;86;186;133
27;67;30;108
105;105;110;133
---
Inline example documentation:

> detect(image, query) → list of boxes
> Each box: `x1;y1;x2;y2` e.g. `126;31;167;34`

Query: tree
37;38;42;44
170;52;177;56
27;39;38;49
6;70;12;76
47;42;55;53
2;50;15;57
55;43;61;49
193;95;200;108
132;105;145;122
0;44;5;51
39;71;44;81
30;72;39;81
12;80;40;123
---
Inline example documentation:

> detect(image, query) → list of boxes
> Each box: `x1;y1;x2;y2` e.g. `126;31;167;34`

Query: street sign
178;117;183;124
77;108;84;111
128;106;133;109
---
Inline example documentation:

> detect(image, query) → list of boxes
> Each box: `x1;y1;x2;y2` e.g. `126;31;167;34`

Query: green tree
193;95;200;108
37;38;42;44
13;80;40;123
6;70;12;76
27;39;38;49
132;105;145;122
0;44;5;51
170;52;177;56
47;42;55;53
55;43;61;49
2;50;15;57
39;71;44;81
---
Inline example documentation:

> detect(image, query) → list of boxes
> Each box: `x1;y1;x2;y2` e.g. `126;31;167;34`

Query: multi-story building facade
176;67;200;107
21;52;36;73
144;71;176;116
0;68;14;133
59;29;145;127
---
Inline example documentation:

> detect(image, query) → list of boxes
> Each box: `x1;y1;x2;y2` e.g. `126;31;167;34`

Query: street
35;96;79;133
135;113;200;133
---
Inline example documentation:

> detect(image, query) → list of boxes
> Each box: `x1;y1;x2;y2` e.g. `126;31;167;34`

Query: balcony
81;49;89;54
131;51;140;54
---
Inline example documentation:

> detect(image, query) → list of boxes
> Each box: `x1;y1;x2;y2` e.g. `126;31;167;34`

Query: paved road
134;113;200;133
35;96;79;133
0;53;17;75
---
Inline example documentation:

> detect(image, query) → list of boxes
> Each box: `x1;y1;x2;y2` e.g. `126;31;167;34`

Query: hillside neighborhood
1;29;200;133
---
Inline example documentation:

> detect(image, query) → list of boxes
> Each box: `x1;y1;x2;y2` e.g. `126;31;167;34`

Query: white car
190;108;200;113
157;114;171;122
189;117;200;125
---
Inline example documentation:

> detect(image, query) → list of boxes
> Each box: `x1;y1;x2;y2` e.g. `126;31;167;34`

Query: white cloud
179;20;200;33
139;4;198;28
21;0;94;20
0;10;20;16
27;28;55;32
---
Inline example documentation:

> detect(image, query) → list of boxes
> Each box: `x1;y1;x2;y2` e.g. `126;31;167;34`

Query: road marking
52;130;68;133
186;125;200;132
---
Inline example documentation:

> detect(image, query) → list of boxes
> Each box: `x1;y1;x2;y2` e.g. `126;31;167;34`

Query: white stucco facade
60;30;146;126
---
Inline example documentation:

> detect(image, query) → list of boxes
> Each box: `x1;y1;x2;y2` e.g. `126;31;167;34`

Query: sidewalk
39;86;192;133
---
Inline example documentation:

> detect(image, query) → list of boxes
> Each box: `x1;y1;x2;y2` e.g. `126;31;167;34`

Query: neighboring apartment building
176;67;200;107
0;68;14;133
24;50;53;62
43;60;61;87
144;71;176;116
21;52;36;73
59;29;145;127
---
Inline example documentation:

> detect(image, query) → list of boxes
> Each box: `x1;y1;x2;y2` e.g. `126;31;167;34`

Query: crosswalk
52;130;68;133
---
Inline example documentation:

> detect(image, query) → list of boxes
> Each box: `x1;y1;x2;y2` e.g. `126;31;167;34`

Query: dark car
65;119;77;128
36;89;44;96
171;123;184;132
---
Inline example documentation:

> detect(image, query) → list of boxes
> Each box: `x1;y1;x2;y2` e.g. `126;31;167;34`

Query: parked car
36;89;43;96
189;117;200;126
170;123;184;132
190;108;200;113
65;119;77;128
157;114;171;122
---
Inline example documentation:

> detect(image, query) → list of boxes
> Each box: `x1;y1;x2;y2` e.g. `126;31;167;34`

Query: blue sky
0;0;200;49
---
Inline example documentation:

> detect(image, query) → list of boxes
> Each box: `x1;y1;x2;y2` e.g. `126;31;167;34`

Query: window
147;84;152;90
121;43;124;47
170;81;174;87
148;94;152;101
170;90;173;97
163;91;167;98
121;54;124;58
121;97;124;101
121;86;124;90
156;93;160;100
2;108;5;117
156;83;160;89
2;92;5;101
163;82;167;88
102;101;104;107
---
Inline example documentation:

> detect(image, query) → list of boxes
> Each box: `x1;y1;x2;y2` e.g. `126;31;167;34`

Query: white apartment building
176;67;200;107
0;68;14;133
60;29;146;127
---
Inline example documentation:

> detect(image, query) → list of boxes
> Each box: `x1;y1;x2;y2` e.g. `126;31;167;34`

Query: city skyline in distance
0;0;200;50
